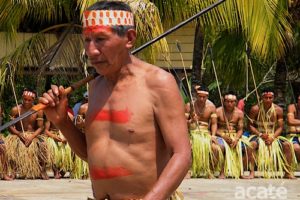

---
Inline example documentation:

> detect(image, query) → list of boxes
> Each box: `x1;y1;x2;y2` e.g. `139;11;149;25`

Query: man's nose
86;42;101;56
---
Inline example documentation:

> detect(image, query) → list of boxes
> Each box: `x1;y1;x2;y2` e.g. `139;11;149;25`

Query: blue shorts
291;136;299;145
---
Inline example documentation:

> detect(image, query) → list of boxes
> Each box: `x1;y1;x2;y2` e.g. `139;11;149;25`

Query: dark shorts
0;139;4;144
291;136;300;145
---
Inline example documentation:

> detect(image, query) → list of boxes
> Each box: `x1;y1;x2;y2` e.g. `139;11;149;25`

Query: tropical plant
0;0;169;100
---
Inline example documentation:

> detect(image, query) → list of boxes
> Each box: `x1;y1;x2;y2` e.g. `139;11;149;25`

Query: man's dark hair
223;90;236;97
261;87;274;95
86;1;135;36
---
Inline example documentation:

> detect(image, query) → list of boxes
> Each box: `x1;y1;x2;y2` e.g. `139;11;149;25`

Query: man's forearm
144;152;191;200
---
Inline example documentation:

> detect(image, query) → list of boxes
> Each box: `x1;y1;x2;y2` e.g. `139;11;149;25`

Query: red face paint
83;26;112;36
90;166;132;180
93;108;130;123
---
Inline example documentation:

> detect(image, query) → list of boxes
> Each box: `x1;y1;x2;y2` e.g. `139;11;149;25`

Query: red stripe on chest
93;108;130;123
90;166;132;180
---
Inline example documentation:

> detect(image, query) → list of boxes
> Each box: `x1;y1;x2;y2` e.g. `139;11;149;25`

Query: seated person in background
248;88;296;179
216;91;251;179
0;104;12;180
287;92;300;162
6;88;48;179
75;92;88;133
185;84;221;178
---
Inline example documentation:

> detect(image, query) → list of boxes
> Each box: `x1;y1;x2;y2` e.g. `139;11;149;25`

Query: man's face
83;28;134;76
224;99;236;110
262;93;274;107
22;95;35;108
196;93;208;104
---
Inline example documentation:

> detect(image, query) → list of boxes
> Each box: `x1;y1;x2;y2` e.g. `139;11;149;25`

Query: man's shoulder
206;100;216;109
273;103;283;112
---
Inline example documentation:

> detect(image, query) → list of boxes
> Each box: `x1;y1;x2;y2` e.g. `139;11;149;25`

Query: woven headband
196;91;209;95
262;92;274;96
224;94;236;101
83;10;134;28
23;91;36;98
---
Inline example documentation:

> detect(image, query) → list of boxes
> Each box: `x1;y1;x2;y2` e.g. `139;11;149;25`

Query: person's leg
293;137;300;162
282;141;296;179
0;143;12;180
38;140;49;180
216;137;225;179
209;142;220;179
241;141;256;179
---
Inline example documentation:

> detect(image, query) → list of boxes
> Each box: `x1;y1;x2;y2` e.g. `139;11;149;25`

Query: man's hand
230;138;239;148
39;85;69;127
222;135;232;144
265;136;274;145
24;135;34;147
260;133;268;140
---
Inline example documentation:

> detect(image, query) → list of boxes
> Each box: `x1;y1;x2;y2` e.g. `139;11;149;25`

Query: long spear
0;0;226;132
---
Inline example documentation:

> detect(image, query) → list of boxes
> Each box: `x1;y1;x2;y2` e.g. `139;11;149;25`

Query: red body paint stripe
93;108;130;123
90;166;132;180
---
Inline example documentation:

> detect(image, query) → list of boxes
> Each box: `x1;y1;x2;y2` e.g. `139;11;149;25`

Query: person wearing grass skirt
248;88;297;179
186;84;222;178
287;92;300;163
6;88;48;179
216;91;251;179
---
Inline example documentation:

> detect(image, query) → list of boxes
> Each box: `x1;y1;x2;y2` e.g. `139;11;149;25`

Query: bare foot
41;172;49;180
219;173;225;179
208;173;215;179
3;174;13;181
240;174;255;179
54;172;61;179
283;173;297;179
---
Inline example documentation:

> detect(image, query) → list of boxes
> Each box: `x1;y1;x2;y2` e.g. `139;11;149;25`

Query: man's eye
95;37;105;42
84;38;91;43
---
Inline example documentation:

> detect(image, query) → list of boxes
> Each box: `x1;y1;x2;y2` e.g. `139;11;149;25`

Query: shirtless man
40;1;191;199
287;93;300;162
248;88;296;179
186;84;220;178
216;91;250;179
7;88;48;179
0;104;12;180
75;97;88;133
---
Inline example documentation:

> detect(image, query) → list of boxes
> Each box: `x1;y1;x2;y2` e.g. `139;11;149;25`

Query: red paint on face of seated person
90;166;132;180
93;108;131;123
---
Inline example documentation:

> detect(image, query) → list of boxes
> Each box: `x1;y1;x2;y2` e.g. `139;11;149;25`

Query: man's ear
125;29;136;49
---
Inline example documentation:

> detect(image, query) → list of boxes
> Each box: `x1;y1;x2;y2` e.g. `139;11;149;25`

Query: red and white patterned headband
23;91;36;98
224;94;237;101
83;10;134;29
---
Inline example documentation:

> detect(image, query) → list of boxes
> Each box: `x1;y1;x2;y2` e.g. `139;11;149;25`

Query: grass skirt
45;131;73;172
251;135;297;178
190;128;223;177
219;132;250;179
4;133;47;178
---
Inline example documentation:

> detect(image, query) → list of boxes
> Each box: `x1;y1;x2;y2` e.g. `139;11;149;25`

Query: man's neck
263;103;272;111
